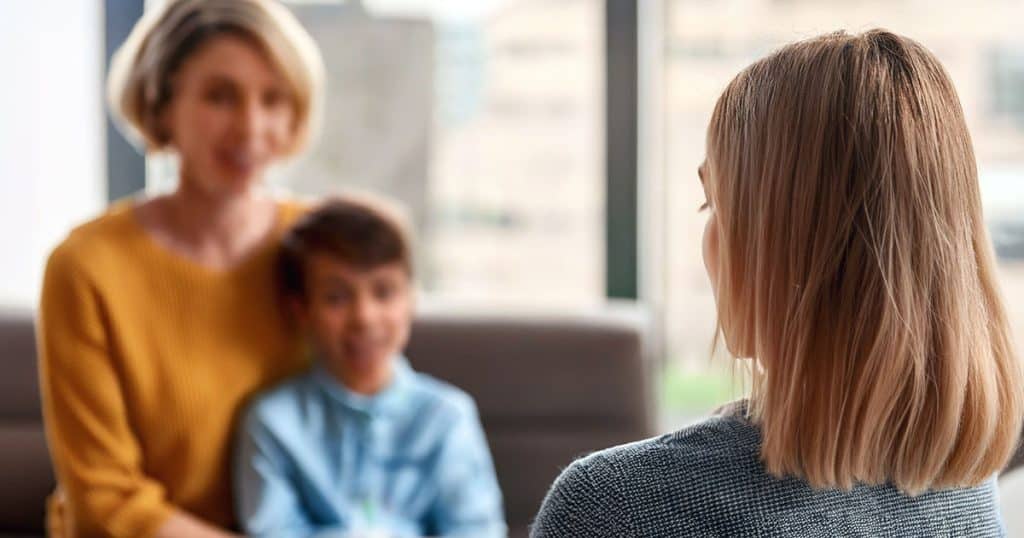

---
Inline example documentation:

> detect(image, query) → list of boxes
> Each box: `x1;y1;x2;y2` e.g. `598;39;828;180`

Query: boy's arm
234;406;321;538
430;399;508;537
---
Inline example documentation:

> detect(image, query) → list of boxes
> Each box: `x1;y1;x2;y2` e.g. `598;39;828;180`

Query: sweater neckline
113;196;289;279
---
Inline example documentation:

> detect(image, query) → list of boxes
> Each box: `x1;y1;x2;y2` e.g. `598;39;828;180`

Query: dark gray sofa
0;306;653;537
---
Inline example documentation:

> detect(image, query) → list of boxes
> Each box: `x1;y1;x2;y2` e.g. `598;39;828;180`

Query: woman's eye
374;285;396;301
205;87;235;105
698;201;710;212
263;89;287;108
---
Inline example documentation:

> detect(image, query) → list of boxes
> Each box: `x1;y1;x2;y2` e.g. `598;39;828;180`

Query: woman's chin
216;174;260;195
200;164;264;195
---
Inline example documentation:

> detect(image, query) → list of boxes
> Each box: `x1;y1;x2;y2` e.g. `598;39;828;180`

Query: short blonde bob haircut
107;0;324;155
706;29;1022;495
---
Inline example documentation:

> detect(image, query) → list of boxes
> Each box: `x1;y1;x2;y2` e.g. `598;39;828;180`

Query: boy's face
296;253;413;390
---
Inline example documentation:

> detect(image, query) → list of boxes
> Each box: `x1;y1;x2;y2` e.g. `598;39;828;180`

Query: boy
235;196;506;538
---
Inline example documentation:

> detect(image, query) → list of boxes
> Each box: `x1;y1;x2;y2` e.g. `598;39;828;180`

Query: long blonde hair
706;29;1022;494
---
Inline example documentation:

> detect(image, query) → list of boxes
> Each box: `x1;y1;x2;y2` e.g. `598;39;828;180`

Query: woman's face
701;159;755;358
699;161;720;298
161;35;295;198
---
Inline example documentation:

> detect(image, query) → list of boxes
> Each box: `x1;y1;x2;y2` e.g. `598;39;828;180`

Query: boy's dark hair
277;196;413;300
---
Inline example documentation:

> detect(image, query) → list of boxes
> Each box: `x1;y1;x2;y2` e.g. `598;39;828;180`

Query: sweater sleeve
530;456;634;538
37;241;176;537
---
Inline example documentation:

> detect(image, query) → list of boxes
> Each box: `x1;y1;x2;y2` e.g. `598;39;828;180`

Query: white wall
0;1;106;308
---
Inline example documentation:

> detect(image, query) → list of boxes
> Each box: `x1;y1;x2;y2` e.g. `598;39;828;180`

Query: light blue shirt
235;358;506;538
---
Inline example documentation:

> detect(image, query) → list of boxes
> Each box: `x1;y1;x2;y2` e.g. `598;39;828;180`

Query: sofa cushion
0;309;41;422
0;424;52;533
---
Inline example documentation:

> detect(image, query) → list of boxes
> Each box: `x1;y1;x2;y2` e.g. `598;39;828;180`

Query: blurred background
2;0;1023;430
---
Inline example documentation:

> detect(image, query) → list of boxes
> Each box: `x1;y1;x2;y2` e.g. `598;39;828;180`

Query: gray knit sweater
531;403;1004;537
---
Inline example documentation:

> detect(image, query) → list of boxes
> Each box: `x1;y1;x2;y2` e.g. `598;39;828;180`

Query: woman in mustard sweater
37;1;324;536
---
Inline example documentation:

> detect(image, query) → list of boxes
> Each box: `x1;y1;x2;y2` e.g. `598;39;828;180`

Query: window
280;1;606;308
659;0;1024;423
0;2;105;308
989;47;1024;130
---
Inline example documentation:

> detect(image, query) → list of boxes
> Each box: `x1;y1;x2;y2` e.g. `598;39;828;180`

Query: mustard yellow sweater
38;199;308;537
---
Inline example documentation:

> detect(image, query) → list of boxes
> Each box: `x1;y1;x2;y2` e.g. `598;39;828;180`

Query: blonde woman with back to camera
37;1;324;536
532;29;1023;538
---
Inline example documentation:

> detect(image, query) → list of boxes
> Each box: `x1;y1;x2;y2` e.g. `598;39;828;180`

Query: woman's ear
150;115;171;151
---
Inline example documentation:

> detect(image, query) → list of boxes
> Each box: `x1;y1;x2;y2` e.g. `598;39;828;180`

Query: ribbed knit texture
531;403;1004;537
38;199;308;537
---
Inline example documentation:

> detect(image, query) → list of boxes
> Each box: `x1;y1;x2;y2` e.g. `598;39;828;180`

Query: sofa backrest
0;309;53;534
0;307;653;537
406;308;653;536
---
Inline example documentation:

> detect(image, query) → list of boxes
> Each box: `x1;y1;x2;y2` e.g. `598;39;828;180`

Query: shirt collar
311;356;414;419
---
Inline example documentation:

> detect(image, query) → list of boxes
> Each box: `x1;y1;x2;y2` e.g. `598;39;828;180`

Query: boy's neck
323;359;396;396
